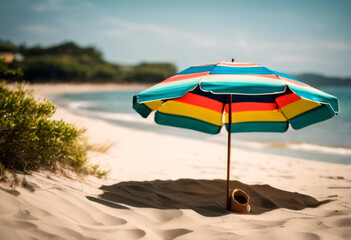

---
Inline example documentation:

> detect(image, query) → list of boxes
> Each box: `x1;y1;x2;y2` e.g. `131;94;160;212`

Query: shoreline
27;82;150;98
0;83;350;240
47;83;351;165
32;83;351;182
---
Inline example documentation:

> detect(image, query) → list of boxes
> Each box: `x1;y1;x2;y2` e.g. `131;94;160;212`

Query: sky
0;0;350;76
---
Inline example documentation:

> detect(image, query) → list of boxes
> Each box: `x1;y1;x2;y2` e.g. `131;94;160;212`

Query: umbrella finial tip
232;58;235;62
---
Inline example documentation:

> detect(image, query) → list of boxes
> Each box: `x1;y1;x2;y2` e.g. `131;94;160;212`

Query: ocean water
53;86;351;165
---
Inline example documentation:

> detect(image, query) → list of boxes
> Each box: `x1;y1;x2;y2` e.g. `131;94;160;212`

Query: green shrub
90;164;110;179
0;82;88;174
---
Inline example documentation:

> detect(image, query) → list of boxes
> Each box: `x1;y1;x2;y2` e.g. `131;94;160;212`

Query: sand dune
3;174;348;240
0;84;350;240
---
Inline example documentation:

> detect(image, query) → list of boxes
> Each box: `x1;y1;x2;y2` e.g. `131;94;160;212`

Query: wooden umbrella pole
226;94;232;210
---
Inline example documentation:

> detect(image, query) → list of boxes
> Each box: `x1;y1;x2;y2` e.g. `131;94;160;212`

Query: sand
0;83;350;240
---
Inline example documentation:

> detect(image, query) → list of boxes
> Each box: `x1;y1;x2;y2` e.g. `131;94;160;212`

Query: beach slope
0;84;350;240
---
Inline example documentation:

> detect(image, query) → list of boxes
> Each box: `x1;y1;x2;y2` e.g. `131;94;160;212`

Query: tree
0;59;23;81
0;41;18;53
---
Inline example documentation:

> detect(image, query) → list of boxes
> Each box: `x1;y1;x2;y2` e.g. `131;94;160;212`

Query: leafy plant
90;164;110;178
95;169;110;178
85;142;114;153
0;82;88;175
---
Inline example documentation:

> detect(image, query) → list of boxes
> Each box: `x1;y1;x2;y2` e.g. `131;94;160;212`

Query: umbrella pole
226;94;232;210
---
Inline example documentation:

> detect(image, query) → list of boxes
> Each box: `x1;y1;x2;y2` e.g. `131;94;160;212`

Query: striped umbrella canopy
132;59;339;210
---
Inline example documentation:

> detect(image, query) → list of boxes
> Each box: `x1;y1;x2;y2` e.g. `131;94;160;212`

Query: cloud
98;17;226;48
317;40;351;50
32;0;64;12
21;25;60;35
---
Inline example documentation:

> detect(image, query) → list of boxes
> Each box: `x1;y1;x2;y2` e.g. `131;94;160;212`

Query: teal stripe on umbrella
137;77;201;103
177;64;217;75
268;69;339;112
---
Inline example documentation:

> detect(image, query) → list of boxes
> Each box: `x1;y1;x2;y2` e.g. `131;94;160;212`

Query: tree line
0;41;177;83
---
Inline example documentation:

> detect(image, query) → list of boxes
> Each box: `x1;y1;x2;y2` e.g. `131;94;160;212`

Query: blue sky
1;0;350;76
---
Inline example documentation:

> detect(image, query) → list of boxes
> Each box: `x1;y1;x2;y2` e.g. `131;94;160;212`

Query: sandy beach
0;83;350;240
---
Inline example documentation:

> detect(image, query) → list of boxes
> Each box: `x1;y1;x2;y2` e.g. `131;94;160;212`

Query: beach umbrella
132;59;339;210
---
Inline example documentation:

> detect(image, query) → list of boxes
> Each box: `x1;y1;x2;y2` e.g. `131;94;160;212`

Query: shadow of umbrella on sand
132;59;339;210
87;179;332;217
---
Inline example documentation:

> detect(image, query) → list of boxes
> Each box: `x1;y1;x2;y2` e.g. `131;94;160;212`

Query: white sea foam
67;101;156;125
232;140;351;156
67;100;351;156
284;142;351;156
68;101;94;109
94;112;156;125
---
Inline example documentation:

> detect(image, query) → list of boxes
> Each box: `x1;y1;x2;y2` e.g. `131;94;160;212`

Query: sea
52;86;351;165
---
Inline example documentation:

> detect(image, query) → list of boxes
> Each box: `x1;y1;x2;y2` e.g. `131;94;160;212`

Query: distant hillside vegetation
293;73;351;87
1;40;350;85
0;41;177;83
